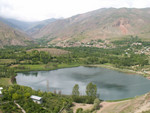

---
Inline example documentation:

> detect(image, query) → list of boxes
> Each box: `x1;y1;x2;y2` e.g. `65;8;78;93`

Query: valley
0;7;150;113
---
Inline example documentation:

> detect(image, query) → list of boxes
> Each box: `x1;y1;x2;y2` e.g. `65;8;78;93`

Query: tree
72;84;80;96
12;93;21;100
93;98;100;110
24;92;31;99
86;82;97;97
76;108;83;113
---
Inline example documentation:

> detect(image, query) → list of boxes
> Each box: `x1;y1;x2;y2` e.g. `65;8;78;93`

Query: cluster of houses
136;47;150;55
0;87;42;104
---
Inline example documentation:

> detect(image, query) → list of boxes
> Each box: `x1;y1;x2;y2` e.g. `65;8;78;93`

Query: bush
93;98;100;110
76;108;83;113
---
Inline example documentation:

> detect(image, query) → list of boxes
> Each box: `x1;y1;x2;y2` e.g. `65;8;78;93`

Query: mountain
33;8;150;46
0;21;32;47
0;17;57;36
0;17;32;31
26;18;57;35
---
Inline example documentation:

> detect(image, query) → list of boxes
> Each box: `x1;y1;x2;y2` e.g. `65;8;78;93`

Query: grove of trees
72;82;98;104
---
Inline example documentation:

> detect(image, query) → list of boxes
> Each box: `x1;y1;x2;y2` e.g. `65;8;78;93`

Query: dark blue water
16;66;150;100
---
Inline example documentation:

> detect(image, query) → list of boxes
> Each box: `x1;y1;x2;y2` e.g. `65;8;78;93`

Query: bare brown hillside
33;8;150;46
0;21;32;47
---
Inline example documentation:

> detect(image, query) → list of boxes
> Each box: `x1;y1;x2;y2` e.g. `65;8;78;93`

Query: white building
30;95;43;104
0;87;3;97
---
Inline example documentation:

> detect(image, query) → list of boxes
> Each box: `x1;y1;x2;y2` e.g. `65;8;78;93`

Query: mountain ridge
32;8;150;46
0;20;32;47
0;17;58;36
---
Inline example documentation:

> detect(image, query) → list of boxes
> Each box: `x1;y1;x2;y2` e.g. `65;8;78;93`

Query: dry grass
98;93;150;113
71;102;93;113
0;110;3;113
70;93;150;113
28;48;70;56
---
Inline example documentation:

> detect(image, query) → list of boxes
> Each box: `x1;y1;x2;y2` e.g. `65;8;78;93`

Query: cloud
0;0;150;21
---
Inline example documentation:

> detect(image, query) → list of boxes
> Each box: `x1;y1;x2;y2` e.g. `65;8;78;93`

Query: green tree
86;82;97;97
72;84;80;96
76;108;83;113
93;98;100;110
12;93;21;100
24;92;31;99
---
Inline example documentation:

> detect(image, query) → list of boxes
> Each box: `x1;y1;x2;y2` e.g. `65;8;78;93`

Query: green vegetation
0;78;12;85
0;102;22;113
72;84;80;96
0;36;149;78
86;82;97;98
72;83;98;104
93;98;101;110
0;36;150;112
0;59;16;65
76;108;83;113
0;66;15;78
0;85;72;113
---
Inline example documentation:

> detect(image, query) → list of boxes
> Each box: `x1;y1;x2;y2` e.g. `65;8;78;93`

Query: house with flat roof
0;87;3;97
30;95;43;104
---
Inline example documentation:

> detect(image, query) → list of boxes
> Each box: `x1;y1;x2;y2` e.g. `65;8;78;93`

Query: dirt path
14;101;26;113
72;100;130;113
97;100;130;113
134;102;150;113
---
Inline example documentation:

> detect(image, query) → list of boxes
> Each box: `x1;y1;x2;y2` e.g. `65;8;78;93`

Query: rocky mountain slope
33;8;150;46
0;17;57;36
0;21;32;47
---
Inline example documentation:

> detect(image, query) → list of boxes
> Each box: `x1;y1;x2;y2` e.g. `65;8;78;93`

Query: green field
14;63;80;72
0;78;12;85
0;59;16;65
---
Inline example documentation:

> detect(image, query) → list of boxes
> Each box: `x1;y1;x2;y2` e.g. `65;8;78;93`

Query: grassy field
0;63;80;86
27;48;70;56
0;78;12;85
0;59;16;65
13;63;80;72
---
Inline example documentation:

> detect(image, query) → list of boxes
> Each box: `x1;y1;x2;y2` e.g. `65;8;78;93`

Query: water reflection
16;66;150;100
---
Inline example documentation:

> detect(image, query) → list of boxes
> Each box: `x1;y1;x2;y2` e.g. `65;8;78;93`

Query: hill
72;93;150;113
0;17;30;31
33;8;150;46
0;17;58;36
0;21;32;47
26;18;57;36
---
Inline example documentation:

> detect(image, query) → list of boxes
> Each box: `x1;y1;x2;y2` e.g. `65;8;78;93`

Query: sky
0;0;150;22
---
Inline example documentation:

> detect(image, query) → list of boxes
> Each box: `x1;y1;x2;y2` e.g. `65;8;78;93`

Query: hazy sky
0;0;150;21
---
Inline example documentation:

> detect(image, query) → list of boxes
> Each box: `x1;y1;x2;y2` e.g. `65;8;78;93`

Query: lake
16;66;150;100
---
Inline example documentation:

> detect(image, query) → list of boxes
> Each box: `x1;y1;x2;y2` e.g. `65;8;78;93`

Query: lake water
16;66;150;100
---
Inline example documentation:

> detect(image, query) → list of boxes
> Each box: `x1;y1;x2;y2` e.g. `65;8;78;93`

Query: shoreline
12;63;150;84
15;63;150;76
1;63;148;104
86;64;150;79
16;64;80;73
